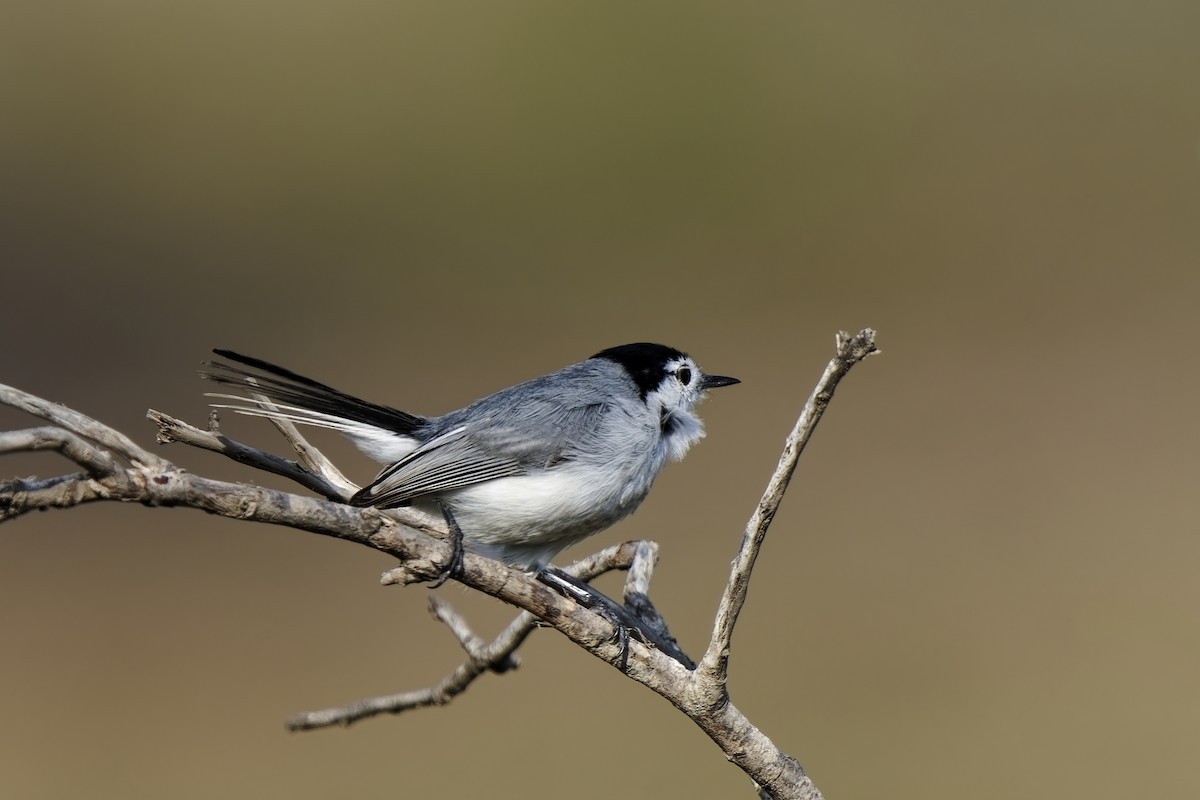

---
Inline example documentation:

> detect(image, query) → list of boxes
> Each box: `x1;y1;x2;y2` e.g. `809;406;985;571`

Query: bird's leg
429;503;466;588
538;567;657;669
538;567;696;669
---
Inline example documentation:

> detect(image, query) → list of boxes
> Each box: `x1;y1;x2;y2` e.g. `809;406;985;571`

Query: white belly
439;457;661;570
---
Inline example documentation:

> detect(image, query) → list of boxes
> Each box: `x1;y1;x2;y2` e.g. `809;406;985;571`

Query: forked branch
289;541;655;730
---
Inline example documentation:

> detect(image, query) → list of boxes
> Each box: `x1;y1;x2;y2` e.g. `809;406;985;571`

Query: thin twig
699;329;878;686
149;409;350;500
621;540;691;668
428;594;515;665
0;427;123;477
623;540;659;598
1;382;169;469
291;542;656;730
147;408;444;537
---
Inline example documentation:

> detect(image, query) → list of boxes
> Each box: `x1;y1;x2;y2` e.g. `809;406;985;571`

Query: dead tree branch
699;329;880;688
0;329;877;800
289;541;650;730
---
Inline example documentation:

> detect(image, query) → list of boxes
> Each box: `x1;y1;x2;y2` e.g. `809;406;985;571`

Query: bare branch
428;594;512;663
623;539;659;598
0;426;123;477
621;540;692;667
295;542;653;730
0;382;169;469
148;408;353;502
287;597;533;730
699;328;879;688
147;408;445;539
1;470;112;520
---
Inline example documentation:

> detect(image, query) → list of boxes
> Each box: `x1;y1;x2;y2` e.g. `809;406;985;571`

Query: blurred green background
2;1;1198;798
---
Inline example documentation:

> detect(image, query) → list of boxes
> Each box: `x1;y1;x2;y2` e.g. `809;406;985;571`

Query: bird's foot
537;567;651;669
429;505;465;588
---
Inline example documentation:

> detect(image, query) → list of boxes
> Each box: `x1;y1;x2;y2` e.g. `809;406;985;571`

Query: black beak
700;374;740;390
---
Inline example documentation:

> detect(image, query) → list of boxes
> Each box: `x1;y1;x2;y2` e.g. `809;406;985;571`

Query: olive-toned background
2;2;1198;798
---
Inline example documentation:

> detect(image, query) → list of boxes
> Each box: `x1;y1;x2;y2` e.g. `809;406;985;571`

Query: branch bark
0;329;877;800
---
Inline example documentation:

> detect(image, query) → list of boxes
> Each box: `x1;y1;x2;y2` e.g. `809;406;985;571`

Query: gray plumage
202;345;738;571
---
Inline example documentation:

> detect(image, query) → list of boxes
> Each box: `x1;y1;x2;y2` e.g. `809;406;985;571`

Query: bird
201;343;739;574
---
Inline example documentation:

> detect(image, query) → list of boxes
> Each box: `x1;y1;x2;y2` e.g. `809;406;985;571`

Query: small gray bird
203;344;739;572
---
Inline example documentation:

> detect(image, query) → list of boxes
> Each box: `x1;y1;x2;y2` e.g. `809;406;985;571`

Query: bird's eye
677;367;692;385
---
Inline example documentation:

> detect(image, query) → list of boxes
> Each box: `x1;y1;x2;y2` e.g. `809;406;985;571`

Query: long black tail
201;349;425;436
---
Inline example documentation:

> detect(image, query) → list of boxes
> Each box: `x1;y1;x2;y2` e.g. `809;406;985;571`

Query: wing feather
349;402;611;509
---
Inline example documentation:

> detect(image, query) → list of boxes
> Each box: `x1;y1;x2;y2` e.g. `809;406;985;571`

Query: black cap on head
591;342;687;399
